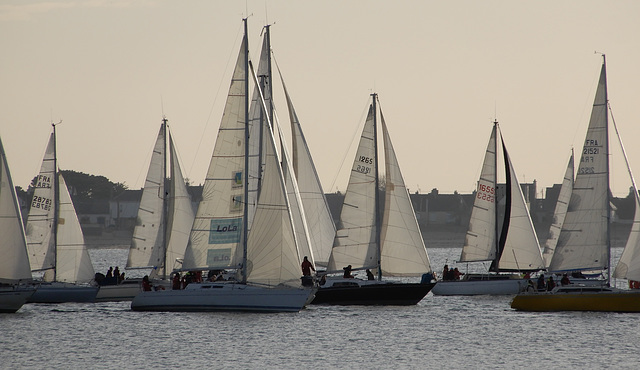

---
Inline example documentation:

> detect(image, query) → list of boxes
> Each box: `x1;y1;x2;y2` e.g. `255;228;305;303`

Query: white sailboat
512;56;640;312
96;118;194;302
311;93;435;305
26;123;99;303
0;135;35;313
431;120;545;295
131;20;314;312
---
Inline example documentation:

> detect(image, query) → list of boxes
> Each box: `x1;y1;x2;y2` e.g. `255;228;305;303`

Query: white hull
431;278;527;296
95;281;142;302
28;282;99;303
0;287;35;313
95;279;171;302
131;282;315;312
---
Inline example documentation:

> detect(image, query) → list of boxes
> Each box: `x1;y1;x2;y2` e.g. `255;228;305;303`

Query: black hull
311;282;435;305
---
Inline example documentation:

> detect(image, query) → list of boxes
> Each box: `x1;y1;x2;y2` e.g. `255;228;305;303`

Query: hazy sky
1;1;639;197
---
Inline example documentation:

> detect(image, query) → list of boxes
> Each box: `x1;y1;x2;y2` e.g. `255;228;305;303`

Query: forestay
460;125;497;263
328;105;378;271
127;125;166;270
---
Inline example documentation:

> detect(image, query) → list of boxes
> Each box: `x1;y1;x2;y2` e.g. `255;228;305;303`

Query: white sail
277;119;314;266
328;104;378;271
0;137;32;283
246;109;302;286
25;133;56;272
182;36;248;271
614;188;640;281
163;133;195;276
246;32;272;234
460;125;497;262
496;140;545;271
379;114;432;276
611;97;640;281
55;173;95;283
549;63;609;272
127;125;166;269
542;152;574;267
282;77;336;267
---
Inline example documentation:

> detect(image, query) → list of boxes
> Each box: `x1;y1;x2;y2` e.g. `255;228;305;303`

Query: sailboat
96;117;194;302
0;135;36;313
431;120;546;296
26;123;99;303
131;19;314;312
511;56;640;312
310;93;435;305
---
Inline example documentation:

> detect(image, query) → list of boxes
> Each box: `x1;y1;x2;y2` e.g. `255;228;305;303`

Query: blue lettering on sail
207;248;232;266
209;218;242;244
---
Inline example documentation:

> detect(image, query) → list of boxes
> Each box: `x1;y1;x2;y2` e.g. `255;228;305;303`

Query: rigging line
187;20;244;183
610;103;640;202
329;95;373;193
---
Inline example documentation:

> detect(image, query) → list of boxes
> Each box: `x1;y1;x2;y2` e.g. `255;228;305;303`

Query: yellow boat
511;286;640;312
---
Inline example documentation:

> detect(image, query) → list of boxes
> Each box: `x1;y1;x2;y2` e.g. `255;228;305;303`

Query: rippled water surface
2;247;639;369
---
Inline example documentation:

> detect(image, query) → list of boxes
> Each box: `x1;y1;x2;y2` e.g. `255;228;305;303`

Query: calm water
2;247;639;369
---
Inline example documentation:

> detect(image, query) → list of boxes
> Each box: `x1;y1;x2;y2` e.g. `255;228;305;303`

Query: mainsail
328;104;378;271
549;62;609;273
25;133;56;272
182;35;249;272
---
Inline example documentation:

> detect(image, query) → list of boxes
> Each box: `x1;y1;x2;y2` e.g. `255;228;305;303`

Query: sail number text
355;155;373;175
580;138;601;173
477;184;494;203
31;196;52;211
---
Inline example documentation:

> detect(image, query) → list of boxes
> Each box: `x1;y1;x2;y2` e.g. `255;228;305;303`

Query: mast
241;18;249;284
493;120;499;272
372;93;382;281
603;54;611;284
52;121;59;282
257;24;272;190
161;116;168;279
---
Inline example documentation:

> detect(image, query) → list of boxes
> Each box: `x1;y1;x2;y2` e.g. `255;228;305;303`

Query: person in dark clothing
343;265;354;278
172;273;181;290
142;275;152;291
366;269;375;280
301;256;315;276
537;274;546;291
